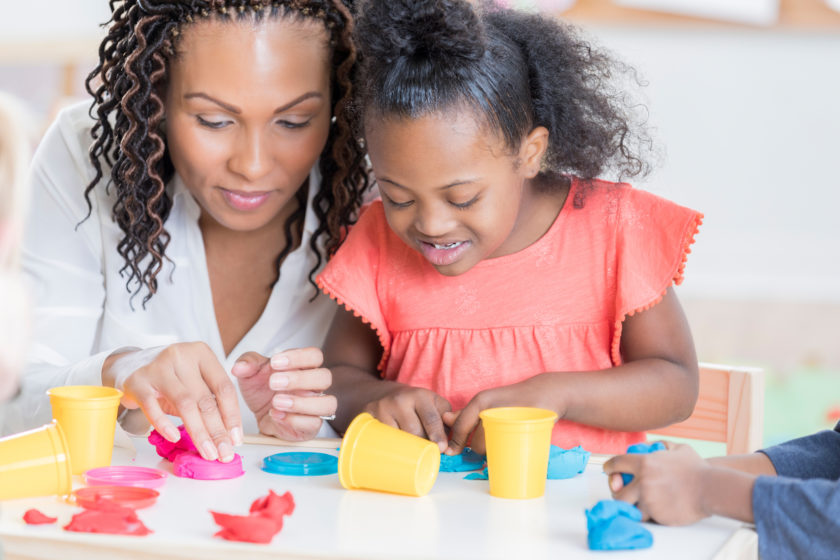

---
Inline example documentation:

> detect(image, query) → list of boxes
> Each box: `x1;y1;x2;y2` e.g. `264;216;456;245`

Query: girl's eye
196;115;231;129
382;193;413;209
276;119;311;129
451;195;479;209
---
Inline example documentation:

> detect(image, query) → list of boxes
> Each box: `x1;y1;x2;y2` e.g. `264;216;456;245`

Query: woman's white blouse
5;102;338;436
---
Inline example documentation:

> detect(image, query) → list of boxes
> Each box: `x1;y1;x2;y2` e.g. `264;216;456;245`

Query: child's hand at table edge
443;374;564;456
363;385;452;452
603;442;713;525
232;347;336;442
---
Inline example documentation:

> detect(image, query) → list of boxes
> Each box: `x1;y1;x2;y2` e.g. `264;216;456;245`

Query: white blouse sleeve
3;105;118;435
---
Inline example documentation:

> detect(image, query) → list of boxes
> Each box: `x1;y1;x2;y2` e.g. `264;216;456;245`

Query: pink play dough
172;451;244;480
149;425;243;479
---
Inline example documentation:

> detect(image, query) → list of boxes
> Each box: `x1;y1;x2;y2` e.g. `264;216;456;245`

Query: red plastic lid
72;486;160;510
84;466;168;489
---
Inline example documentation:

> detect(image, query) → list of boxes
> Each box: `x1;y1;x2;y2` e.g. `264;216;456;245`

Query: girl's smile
418;239;473;267
366;109;559;276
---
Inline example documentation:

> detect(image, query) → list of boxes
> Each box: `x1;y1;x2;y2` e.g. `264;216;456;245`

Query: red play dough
64;501;152;536
23;509;57;525
211;490;295;544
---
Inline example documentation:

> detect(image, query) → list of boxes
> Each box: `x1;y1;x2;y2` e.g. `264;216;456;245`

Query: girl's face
365;110;547;276
165;17;332;233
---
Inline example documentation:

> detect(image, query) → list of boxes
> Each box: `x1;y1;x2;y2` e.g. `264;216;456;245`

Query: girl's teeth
433;242;461;249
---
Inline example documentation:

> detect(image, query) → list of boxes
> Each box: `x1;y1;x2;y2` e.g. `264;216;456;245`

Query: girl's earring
330;115;337;125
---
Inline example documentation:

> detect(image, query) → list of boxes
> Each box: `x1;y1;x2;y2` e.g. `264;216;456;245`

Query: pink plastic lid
84;466;168;489
72;486;159;510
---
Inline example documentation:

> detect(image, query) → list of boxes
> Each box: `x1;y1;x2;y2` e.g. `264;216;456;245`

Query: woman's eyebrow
183;91;323;114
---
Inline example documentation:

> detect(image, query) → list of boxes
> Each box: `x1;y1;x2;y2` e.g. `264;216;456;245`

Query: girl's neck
491;178;570;259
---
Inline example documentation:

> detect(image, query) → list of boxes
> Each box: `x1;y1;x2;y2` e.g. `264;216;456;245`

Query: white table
0;435;756;560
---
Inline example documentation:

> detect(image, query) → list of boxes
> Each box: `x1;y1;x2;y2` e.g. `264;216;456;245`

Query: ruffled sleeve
611;188;703;365
316;202;391;371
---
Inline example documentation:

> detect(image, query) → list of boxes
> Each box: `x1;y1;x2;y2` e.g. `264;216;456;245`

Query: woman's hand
103;342;242;463
232;347;336;442
443;374;563;455
364;385;452;452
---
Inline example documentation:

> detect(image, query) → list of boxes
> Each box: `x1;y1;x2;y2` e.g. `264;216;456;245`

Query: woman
6;0;369;463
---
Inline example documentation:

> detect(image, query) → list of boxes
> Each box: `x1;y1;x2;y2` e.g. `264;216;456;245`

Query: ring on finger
319;414;336;421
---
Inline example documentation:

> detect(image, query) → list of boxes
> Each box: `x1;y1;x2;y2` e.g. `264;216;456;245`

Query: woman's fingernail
218;442;234;463
163;425;180;442
271;355;290;369
269;374;289;390
201;440;219;461
230;426;243;446
273;395;294;410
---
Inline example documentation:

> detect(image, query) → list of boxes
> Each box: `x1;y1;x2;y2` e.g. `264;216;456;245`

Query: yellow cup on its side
480;407;558;499
338;412;440;497
48;385;122;475
0;420;73;500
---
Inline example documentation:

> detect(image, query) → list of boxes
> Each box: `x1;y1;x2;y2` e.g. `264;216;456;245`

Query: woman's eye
276;119;311;129
196;116;231;129
451;195;479;209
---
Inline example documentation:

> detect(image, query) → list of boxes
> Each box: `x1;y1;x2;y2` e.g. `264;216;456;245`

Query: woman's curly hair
85;0;368;306
354;0;653;202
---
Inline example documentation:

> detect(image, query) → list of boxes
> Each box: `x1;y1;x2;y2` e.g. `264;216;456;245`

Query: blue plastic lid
262;452;338;476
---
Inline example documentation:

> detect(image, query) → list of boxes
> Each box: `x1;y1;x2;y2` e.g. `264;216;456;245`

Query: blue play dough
262;452;338;476
547;445;590;479
462;445;591;480
586;500;653;551
439;448;486;472
621;441;667;485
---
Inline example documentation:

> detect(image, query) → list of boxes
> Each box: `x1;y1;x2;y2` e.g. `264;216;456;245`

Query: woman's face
165;17;332;233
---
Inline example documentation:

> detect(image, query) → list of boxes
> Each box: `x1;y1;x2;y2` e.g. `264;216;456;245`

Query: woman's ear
520;126;549;178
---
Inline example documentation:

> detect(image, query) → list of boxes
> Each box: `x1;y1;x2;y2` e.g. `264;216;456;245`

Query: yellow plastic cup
48;385;123;475
480;407;558;499
0;420;73;500
338;412;440;497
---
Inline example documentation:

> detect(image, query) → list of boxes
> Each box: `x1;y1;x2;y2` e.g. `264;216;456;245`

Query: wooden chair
650;363;765;455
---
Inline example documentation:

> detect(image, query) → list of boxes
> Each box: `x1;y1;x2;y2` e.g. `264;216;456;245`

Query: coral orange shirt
318;178;702;453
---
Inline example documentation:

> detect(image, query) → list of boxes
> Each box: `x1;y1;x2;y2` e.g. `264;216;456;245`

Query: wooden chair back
651;363;764;455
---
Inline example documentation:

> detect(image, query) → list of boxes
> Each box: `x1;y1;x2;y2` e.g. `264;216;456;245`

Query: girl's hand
603;442;711;525
104;342;241;463
364;386;452;452
232;347;336;442
443;374;563;455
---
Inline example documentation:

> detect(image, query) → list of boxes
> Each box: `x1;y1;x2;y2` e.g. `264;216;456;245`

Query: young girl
320;0;703;455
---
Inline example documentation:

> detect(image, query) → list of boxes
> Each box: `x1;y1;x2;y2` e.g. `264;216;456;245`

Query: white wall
586;26;840;303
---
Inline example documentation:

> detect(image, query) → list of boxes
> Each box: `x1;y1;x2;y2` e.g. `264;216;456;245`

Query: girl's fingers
272;392;337;418
446;403;481;455
270;347;324;371
269;368;332;392
417;401;448;452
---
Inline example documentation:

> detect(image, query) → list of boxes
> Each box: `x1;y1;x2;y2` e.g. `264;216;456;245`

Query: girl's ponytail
484;8;651;186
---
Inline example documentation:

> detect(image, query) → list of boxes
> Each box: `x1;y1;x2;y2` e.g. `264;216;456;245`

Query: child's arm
604;439;840;559
447;287;698;453
323;305;452;451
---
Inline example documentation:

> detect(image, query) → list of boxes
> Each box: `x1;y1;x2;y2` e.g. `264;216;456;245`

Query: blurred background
1;0;838;448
